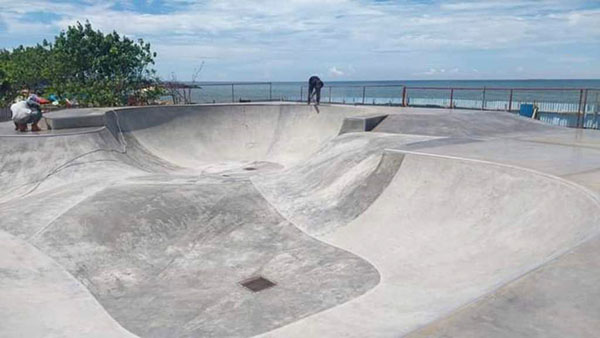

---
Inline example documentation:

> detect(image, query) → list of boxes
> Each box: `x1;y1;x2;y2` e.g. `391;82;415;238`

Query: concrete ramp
253;132;439;235
261;152;600;337
110;104;376;169
2;104;600;337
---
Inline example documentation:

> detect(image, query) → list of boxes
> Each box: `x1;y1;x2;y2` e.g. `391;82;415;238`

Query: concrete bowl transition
1;103;600;337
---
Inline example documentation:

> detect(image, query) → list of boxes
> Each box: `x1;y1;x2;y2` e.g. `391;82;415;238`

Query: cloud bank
0;0;598;80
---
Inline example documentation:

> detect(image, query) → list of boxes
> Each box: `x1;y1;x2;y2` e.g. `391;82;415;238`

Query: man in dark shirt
308;76;324;105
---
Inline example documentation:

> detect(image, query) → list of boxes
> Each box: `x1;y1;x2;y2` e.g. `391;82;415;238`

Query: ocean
184;79;600;112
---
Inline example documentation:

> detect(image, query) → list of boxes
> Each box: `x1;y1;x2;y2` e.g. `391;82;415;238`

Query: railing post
449;88;454;109
402;87;407;107
482;87;486;110
329;86;332;103
577;89;584;128
508;89;513;111
362;86;366;104
269;82;272;101
582;89;589;128
231;84;235;102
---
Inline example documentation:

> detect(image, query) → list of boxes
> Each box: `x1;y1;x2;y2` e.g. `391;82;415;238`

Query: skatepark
1;103;600;337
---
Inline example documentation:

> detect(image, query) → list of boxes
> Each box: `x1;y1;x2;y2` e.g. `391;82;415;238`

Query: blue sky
0;0;599;81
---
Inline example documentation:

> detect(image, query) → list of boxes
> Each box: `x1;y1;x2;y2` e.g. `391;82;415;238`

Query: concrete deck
1;103;599;337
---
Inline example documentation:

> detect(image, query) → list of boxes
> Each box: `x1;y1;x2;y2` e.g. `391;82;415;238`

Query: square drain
240;276;276;292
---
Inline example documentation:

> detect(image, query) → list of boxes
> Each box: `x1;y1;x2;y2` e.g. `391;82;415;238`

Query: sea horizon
186;79;600;92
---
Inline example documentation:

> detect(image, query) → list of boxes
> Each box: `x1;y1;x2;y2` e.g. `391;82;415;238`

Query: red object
37;97;51;104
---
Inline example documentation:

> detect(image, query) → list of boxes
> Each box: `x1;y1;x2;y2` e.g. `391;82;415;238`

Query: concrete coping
339;113;389;134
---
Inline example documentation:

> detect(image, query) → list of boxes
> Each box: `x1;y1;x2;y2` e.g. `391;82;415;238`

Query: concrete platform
1;103;600;337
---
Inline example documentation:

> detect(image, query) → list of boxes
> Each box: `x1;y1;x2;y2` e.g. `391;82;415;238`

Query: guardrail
163;82;274;104
298;85;600;129
7;83;594;130
161;82;600;129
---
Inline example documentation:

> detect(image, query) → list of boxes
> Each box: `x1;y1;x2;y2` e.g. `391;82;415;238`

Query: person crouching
11;94;45;132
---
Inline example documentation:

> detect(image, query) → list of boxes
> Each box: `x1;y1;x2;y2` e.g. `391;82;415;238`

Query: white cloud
329;66;344;77
0;0;599;79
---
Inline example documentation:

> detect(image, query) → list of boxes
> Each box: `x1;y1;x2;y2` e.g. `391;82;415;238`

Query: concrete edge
338;113;389;134
0;126;108;138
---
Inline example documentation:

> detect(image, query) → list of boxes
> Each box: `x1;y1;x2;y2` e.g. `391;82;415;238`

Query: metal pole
231;84;235;102
329;86;332;103
402;87;407;107
577;89;584;128
269;83;272;101
582;89;589;128
508;89;513;111
362;86;366;105
449;88;454;109
482;87;486;110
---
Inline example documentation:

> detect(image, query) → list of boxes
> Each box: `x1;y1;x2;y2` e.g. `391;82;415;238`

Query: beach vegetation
0;21;162;107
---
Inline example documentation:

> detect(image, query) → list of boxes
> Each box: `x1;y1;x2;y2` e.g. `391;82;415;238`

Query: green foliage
0;46;48;105
0;21;162;107
0;56;11;106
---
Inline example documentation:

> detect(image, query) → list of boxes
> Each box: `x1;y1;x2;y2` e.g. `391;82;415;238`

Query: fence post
269;83;272;101
231;84;235;102
582;89;589;128
482;87;486;110
329;87;332;103
577;89;584;128
362;86;366;104
508;89;513;111
402;87;407;107
449;89;454;109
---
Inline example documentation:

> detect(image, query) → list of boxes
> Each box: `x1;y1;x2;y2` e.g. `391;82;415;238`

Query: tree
0;21;162;107
0;44;50;105
47;21;161;106
0;50;11;105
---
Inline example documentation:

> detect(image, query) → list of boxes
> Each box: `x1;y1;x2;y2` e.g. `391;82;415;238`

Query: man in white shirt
11;94;45;132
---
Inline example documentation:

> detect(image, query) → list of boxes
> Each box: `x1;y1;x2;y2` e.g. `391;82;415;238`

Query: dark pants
14;109;42;125
308;84;322;104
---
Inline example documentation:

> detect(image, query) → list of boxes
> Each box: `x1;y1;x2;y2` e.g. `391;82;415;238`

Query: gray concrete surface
1;103;600;338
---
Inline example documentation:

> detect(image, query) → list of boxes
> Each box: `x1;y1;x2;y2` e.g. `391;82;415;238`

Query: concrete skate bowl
104;104;384;171
0;103;599;338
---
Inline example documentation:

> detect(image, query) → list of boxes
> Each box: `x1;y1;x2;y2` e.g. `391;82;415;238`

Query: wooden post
300;87;303;102
329;87;332;103
449;88;454;109
508;89;513;111
231;84;235;102
402;87;407;107
269;83;272;101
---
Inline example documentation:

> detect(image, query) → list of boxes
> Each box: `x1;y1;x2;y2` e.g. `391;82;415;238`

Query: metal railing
298;85;600;129
6;82;593;129
161;82;600;129
164;82;274;104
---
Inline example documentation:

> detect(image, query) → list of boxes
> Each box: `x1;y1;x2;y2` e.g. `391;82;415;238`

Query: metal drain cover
240;276;276;292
